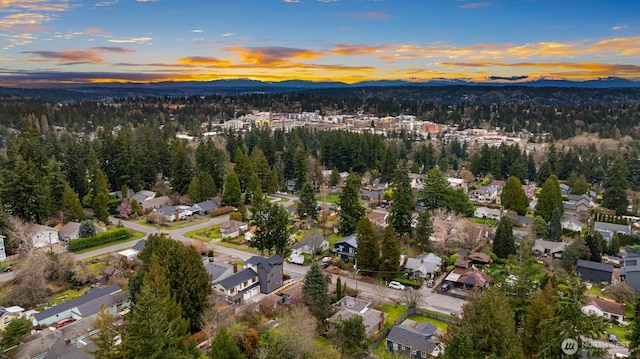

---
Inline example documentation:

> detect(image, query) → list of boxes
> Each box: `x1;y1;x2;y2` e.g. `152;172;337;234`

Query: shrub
209;206;235;218
68;228;132;252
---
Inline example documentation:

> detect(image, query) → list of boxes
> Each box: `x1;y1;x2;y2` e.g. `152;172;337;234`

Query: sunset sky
1;0;640;86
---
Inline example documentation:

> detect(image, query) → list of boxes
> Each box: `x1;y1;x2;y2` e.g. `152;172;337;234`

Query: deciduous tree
209;329;245;359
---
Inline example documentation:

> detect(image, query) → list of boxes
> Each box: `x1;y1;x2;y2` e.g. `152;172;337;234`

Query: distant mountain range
89;76;639;90
1;76;639;103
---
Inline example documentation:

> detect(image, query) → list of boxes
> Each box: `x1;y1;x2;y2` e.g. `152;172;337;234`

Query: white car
388;281;405;290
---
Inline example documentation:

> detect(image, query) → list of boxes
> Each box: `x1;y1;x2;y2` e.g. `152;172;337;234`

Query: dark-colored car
441;283;451;292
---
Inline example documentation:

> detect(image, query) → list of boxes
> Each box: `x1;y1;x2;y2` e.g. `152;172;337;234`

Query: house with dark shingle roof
576;259;613;284
582;295;626;324
203;259;235;285
31;284;122;327
594;221;632;242
333;234;357;261
386;319;442;359
213;268;260;303
191;200;218;215
292;233;329;256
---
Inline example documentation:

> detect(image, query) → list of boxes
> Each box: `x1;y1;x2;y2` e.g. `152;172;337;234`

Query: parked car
55;318;76;329
388;281;405;290
441;283;451;292
426;279;435;288
608;334;618;344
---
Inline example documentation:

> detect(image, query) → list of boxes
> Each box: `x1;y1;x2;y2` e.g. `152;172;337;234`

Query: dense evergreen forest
0;90;638;246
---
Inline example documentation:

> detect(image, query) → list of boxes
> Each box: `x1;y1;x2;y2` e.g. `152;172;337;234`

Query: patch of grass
86;261;108;276
185;225;221;242
603;324;629;346
72;230;145;254
316;195;341;204
50;288;88;306
406;314;449;332
470;217;497;226
0;258;23;270
215;240;261;254
379;304;409;329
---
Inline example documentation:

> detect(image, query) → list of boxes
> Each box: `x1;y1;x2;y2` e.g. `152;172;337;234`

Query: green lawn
86;261;108;276
50;288;88;306
72;230;146;254
603;324;629;346
406;314;449;332
379;304;409;329
316;195;341;204
215;240;260;254
470;217;497;226
135;216;208;230
185;225;221;242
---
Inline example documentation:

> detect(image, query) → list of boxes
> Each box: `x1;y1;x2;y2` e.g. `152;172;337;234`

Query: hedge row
209;206;235;218
68;228;132;252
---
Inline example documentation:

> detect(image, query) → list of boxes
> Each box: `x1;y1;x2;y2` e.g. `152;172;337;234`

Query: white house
474;206;502;220
28;224;59;249
58;222;81;242
0;235;6;262
213;268;260;303
470;186;499;204
561;217;583;232
582;295;625;324
292;233;329;256
403;253;443;279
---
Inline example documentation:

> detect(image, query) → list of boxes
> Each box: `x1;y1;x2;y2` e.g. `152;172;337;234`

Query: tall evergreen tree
187;171;216;203
250;203;291;257
413;210;433;252
1;154;49;222
132;235;212;332
522;283;555;358
297;181;318;222
329;167;340;187
62;185;84;221
223;171;242;208
292;146;308;191
91;167;111;224
209;330;245;359
441;332;475;359
532;215;548;239
338;172;365;235
302;262;330;320
452;287;524;358
602;156;630;215
493;216;516;259
379;226;400;280
44;159;68;216
169;139;194;195
501;176;529;216
547;207;562;241
251;148;272;194
585;232;603;262
355;217;379;275
234;147;252;192
417;167;449;211
388;163;413;237
538;277;606;359
124;256;195;359
629;293;640;358
195;137;227;193
535;174;563;222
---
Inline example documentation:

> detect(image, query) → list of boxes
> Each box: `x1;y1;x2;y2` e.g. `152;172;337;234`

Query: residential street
0;193;466;316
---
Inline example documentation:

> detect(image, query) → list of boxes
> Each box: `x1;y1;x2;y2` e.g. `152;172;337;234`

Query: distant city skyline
1;0;639;86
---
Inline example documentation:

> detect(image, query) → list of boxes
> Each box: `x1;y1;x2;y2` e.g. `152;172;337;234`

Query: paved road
0;193;465;314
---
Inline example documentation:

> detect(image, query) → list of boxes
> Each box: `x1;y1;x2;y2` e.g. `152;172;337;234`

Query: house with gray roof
561;217;584;232
0;305;24;331
577;259;613;284
594;221;632;242
203;258;235;285
245;255;284;294
213;268;260;303
386;319;442;359
59;222;81;242
469;186;499;204
133;190;156;205
140;195;171;212
191;200;219;215
328;296;386;337
532;239;567;259
292;233;329;256
404;253;443;279
31;284;122;327
621;251;640;292
333;234;357;261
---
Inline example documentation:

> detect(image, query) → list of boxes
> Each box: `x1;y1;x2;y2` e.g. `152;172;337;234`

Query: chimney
233;263;238;273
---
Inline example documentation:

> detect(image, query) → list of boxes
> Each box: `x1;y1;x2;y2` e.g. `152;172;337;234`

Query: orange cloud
177;56;233;67
227;46;325;65
83;27;110;36
330;43;389;56
22;46;135;64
